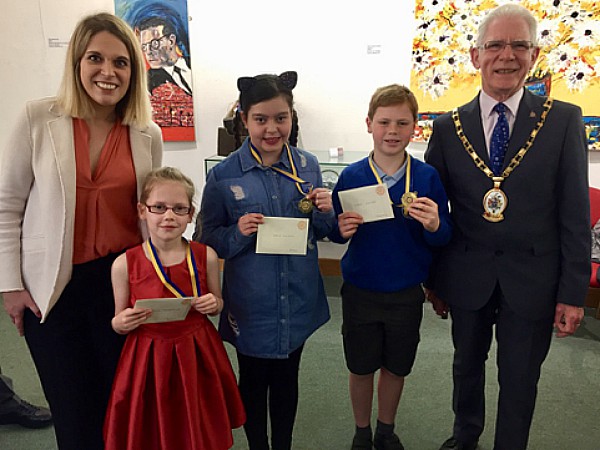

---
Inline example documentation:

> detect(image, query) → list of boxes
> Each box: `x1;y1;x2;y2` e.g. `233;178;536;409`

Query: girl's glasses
145;204;191;216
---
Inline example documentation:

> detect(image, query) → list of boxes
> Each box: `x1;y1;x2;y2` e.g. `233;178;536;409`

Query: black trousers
24;253;125;450
237;345;304;450
450;284;553;450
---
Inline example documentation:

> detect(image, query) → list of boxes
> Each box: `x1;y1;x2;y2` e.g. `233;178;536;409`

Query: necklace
250;142;314;213
368;151;417;217
451;97;553;222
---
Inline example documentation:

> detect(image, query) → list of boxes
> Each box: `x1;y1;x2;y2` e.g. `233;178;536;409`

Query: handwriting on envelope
338;184;394;223
256;217;309;255
134;297;193;323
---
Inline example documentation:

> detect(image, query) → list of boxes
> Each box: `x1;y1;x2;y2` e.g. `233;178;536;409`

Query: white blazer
0;97;163;321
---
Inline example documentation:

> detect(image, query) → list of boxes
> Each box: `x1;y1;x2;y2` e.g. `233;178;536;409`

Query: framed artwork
410;0;600;150
116;0;195;141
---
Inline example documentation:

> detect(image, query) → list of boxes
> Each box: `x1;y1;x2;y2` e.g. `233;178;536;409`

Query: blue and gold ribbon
146;238;200;298
250;142;313;196
367;151;413;210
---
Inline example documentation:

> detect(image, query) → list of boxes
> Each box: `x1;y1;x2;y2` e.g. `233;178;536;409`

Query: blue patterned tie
490;103;509;176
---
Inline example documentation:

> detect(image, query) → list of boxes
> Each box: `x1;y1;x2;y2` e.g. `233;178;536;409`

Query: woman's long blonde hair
57;12;152;128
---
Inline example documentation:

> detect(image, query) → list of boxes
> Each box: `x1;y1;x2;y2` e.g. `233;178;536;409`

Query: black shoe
374;433;405;450
439;437;478;450
0;400;53;429
351;433;373;450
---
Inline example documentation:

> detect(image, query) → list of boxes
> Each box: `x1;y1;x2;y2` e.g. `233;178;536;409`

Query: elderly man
425;4;589;450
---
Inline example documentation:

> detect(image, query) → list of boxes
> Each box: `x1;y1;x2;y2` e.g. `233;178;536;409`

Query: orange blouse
72;118;142;264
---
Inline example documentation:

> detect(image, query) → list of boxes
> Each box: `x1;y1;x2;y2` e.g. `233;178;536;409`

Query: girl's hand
337;211;364;239
237;213;264;236
191;294;223;316
112;307;152;334
308;188;333;213
407;197;440;232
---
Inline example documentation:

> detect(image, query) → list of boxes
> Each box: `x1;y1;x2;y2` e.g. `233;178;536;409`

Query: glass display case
204;146;426;183
202;147;425;275
204;150;368;188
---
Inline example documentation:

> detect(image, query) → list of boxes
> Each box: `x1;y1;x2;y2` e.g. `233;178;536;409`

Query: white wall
1;0;420;195
1;0;597;194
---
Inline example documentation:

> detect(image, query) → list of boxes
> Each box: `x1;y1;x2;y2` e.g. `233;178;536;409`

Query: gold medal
368;151;416;218
298;196;314;213
482;179;508;222
401;191;418;217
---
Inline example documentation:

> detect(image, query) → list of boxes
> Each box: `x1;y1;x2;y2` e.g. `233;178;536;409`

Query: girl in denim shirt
199;71;335;450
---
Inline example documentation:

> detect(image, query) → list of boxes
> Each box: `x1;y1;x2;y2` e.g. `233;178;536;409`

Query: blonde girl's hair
140;167;196;207
57;12;152;128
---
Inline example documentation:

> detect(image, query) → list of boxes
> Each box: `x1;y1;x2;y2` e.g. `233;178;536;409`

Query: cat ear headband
237;71;298;93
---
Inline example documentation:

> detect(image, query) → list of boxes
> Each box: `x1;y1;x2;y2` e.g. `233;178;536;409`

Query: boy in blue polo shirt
328;84;451;450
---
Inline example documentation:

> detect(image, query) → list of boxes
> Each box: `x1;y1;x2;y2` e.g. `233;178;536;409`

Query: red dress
104;242;245;450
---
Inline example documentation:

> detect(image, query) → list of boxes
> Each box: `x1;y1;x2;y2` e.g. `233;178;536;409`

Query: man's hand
554;302;584;338
424;287;448;319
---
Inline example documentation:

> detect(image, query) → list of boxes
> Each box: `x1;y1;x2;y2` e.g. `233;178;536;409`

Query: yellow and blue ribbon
250;142;313;196
367;151;412;208
146;238;200;298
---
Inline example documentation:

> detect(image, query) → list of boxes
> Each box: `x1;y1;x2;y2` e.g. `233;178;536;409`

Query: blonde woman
0;13;162;450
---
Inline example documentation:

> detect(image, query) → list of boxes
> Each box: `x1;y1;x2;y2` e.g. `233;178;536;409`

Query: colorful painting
115;0;195;141
410;0;600;150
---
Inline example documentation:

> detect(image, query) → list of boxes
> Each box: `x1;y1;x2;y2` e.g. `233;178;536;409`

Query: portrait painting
115;0;195;141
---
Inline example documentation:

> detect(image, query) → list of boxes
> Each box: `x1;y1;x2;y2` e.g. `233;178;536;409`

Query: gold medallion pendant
401;191;418;217
482;181;508;222
451;98;553;225
298;196;314;213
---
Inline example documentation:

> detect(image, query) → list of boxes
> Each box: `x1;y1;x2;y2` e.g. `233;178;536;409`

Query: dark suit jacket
148;67;192;95
425;89;590;320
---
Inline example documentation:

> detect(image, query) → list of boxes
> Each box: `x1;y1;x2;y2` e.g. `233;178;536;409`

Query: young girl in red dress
103;167;245;450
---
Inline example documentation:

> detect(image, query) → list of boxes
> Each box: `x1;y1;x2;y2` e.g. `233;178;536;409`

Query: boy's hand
308;188;333;213
337;211;364;239
112;307;152;334
407;197;440;232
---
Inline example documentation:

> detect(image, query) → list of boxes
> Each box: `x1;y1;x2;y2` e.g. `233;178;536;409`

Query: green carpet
1;277;599;449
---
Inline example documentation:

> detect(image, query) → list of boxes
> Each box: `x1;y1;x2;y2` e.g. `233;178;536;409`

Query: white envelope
338;184;395;223
134;297;193;324
256;217;309;255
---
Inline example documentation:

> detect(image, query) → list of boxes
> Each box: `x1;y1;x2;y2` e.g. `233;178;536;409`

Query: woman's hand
3;290;40;336
112;307;152;334
191;293;223;316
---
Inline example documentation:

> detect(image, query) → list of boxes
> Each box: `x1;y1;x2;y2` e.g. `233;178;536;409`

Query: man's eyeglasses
480;40;534;53
145;204;191;216
141;34;169;52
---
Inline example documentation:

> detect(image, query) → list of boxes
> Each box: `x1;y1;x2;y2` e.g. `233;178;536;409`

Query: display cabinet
204;150;368;187
203;147;425;276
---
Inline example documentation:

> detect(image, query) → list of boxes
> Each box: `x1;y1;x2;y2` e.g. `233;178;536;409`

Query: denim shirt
200;139;334;358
